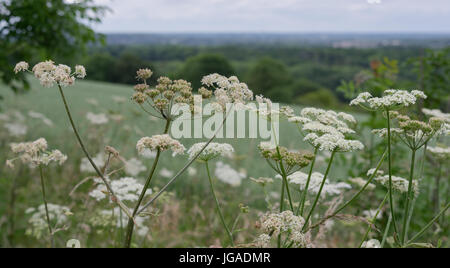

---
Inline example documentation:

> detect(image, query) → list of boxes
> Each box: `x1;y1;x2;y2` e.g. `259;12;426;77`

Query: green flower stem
205;161;234;247
39;165;54;248
406;203;449;245
358;192;388;248
381;213;392;248
306;149;387;231
401;148;416;244
124;119;171;248
277;147;294;212
277;170;286;248
405;142;428;240
302;150;336;232
297;147;318;216
57;85;132;219
386;108;399;238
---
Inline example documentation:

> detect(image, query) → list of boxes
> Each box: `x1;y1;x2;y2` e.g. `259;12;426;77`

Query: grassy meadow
0;77;447;248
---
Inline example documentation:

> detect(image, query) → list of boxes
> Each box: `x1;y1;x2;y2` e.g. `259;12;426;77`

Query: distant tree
0;0;107;95
246;57;292;101
110;53;157;85
410;48;450;111
83;53;117;82
177;53;235;89
290;78;324;97
296;88;339;108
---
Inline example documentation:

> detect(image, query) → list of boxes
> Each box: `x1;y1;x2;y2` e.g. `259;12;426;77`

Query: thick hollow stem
405;142;428;240
206;162;234;247
386;108;399;237
401;149;416;244
124;119;170;248
277;168;286;248
381;213;392;248
302;151;336;232
297;147;318;216
39;165;54;248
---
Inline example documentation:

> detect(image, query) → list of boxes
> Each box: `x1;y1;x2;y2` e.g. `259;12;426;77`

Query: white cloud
93;0;450;32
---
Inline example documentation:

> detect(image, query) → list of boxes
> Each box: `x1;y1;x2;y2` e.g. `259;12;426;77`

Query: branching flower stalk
373;110;446;245
350;89;428;244
136;109;232;215
12;62;134;220
306;149;387;231
123;119;171;248
401;148;416;244
57;85;133;219
205;161;234;246
38;165;54;248
385;108;400;239
302;150;336;231
297;147;319;216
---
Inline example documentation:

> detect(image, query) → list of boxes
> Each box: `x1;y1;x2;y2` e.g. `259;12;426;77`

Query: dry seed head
132;92;147;104
136;68;153;80
134;84;149;92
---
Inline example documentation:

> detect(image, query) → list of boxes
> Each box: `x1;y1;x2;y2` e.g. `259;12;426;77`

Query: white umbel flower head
89;177;151;202
279;171;351;197
14;61;29;73
214;161;246;187
290;107;362;152
361;239;381;248
75;65;86;78
7;138;67;168
187;142;234;161
350;89;427;110
427;146;450;161
136;134;185;156
25;203;71;239
18;60;86;88
375;174;418;195
86;112;108;125
125;157;147;176
201;73;253;108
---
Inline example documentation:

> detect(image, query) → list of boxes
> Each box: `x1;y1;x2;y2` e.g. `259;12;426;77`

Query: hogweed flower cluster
279;171;352;197
7;138;67;168
289;108;363;152
90;177;151;203
14;60;86;87
136;134;185;156
201;73;253;110
187;142;234;161
214;161;246;187
373;170;419;196
132;69;195;119
373;111;446;150
258;142;313;173
25;204;72;239
427;146;450;161
90;207;150;237
350;89;427;110
256;211;309;248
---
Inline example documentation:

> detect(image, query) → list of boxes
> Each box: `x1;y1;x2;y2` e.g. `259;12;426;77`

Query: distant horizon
101;32;450;35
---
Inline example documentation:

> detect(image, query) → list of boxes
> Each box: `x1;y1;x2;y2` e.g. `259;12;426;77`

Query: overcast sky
92;0;450;33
